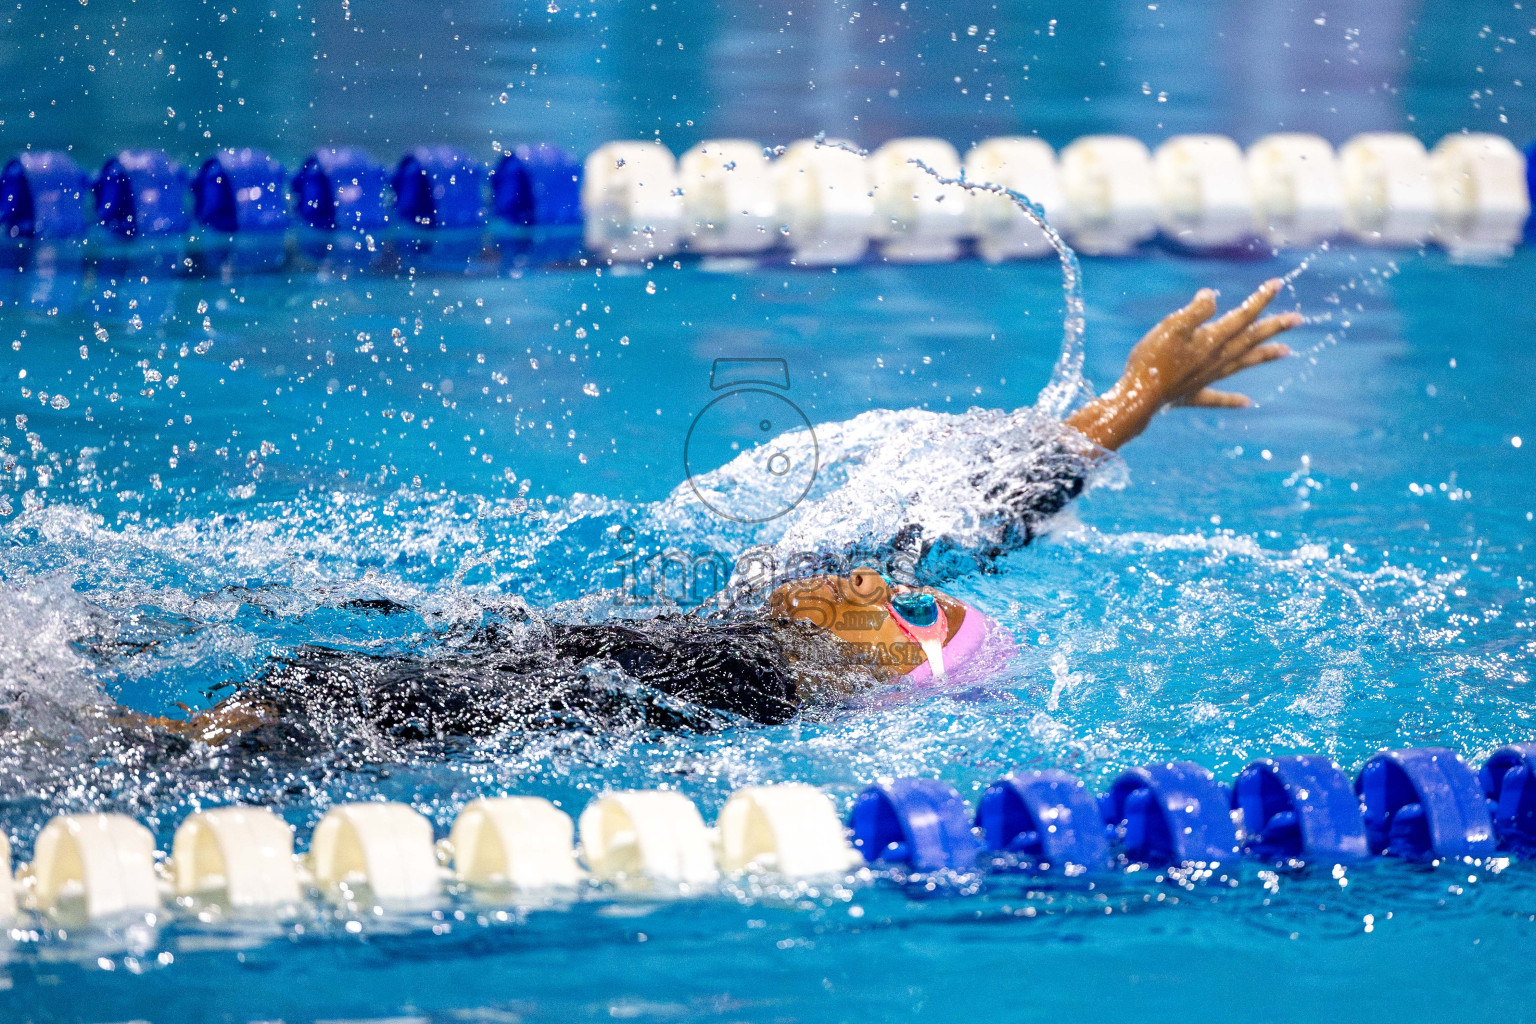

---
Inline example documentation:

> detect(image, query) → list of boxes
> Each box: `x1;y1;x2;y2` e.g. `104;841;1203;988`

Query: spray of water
903;156;1090;418
810;134;1091;415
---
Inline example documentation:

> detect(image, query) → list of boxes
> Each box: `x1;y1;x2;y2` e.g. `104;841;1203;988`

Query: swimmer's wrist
1105;375;1165;421
1066;373;1167;450
1095;377;1164;448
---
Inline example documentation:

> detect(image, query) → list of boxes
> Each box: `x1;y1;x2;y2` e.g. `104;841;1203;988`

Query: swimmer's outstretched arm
112;694;275;745
1065;278;1301;451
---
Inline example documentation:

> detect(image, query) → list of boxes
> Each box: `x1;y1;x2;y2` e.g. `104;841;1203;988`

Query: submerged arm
1066;278;1301;452
112;693;277;746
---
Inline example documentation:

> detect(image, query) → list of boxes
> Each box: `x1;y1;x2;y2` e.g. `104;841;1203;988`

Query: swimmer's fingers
1206;308;1301;374
1176;387;1252;409
1234;311;1304;351
1198;278;1283;349
1194;333;1291;398
1156;288;1219;341
1210;311;1301;370
1221;341;1292;376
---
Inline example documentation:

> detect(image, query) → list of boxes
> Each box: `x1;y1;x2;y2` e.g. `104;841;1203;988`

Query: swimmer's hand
1066;278;1301;451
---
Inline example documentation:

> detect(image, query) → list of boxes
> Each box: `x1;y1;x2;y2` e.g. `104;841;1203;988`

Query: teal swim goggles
878;572;948;676
889;590;941;627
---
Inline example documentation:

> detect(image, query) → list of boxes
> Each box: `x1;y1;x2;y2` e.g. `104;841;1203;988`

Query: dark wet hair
212;611;848;757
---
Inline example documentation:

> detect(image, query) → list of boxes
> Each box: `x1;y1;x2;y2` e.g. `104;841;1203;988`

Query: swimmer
125;279;1299;748
769;278;1298;683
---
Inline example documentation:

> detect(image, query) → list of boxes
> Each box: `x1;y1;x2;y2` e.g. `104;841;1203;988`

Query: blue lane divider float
1480;743;1536;851
193;148;289;232
864;748;1520;873
492;144;583;227
975;769;1110;870
1232;755;1369;862
393;146;483;229
95;150;190;237
1102;761;1241;866
1;151;91;239
849;778;979;872
292;147;388;231
1354;748;1496;861
1524;142;1536;244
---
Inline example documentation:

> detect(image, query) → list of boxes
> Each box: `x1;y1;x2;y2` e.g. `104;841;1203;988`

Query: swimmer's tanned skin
129;279;1301;741
1065;278;1299;451
780;278;1301;657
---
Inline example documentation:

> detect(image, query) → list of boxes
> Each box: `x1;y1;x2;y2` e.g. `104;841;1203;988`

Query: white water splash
659;404;1096;595
903;155;1091;418
618;139;1108;592
809;135;1091;417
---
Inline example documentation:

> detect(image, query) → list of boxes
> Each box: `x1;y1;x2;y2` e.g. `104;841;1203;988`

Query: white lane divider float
716;783;862;877
171;806;301;909
772;138;874;266
8;785;867;924
1058;135;1159;255
581;141;684;261
0;832;14;921
449;796;584;890
869;137;970;263
679;140;777;255
1339;132;1436;246
963;136;1062;262
1246;133;1345;248
1429;132;1531;258
578;789;719;888
28;813;161;921
308;802;441;903
1153;134;1255;249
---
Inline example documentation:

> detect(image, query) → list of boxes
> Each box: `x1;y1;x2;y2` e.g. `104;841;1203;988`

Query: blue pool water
4;1;1536;1021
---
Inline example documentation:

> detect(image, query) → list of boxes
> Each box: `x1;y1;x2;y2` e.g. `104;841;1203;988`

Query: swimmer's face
767;567;893;630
